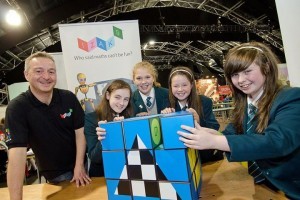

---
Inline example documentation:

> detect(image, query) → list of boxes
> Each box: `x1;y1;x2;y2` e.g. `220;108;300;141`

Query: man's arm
71;127;91;187
7;147;27;200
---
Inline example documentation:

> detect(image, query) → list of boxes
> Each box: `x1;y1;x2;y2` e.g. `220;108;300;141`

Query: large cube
101;111;201;200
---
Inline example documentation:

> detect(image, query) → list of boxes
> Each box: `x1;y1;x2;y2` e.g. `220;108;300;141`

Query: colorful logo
77;26;123;52
60;109;73;119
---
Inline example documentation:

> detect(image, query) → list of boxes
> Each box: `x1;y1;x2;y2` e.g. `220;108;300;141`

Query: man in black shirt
5;52;91;200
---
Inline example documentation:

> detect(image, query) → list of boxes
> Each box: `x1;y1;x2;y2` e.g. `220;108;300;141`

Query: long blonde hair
224;42;283;133
132;61;161;87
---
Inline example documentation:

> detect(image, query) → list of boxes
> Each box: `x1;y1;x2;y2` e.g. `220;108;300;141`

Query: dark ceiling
0;0;283;85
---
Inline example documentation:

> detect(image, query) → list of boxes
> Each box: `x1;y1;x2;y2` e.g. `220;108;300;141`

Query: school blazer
84;111;104;177
174;95;220;131
131;87;169;116
175;95;222;163
223;87;300;199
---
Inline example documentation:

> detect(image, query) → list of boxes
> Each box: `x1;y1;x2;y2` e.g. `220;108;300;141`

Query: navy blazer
175;95;222;163
84;111;104;177
174;95;220;130
224;87;300;199
132;86;169;116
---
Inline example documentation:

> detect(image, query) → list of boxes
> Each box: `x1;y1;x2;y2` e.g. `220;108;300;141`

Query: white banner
7;53;67;101
50;52;68;90
275;0;300;87
59;20;142;112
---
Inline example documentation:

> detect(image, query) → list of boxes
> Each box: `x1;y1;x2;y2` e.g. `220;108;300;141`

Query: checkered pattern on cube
127;149;156;180
102;112;201;200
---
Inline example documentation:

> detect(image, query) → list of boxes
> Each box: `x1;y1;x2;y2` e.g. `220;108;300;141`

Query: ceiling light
149;40;155;45
5;9;22;26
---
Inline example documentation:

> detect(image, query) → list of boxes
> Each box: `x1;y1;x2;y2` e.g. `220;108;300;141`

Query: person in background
177;42;300;199
0;118;5;139
84;79;133;177
223;94;232;104
0;118;5;128
0;123;5;141
0;119;7;180
131;61;169;116
161;66;223;163
5;52;90;200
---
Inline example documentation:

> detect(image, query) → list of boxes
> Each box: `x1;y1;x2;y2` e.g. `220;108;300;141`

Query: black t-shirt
5;88;84;180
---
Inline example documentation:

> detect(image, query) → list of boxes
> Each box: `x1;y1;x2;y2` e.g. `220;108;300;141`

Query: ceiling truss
0;0;283;76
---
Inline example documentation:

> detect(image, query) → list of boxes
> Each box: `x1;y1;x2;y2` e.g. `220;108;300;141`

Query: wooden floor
200;159;286;200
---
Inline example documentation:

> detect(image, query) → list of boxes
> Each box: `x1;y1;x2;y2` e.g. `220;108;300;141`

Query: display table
0;159;286;200
0;177;108;200
200;159;286;199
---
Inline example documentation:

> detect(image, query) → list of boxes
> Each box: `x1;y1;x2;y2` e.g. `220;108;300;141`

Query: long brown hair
224;42;284;133
168;66;202;116
95;79;133;121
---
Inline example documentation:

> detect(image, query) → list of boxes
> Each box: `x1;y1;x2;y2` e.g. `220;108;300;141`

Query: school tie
182;105;188;111
247;103;265;183
146;96;152;108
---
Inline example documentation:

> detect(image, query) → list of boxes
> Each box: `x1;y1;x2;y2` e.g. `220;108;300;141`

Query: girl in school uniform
178;42;300;199
161;66;223;163
84;79;133;177
131;61;169;116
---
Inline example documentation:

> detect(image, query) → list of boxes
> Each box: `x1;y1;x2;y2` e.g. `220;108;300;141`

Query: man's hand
71;164;91;187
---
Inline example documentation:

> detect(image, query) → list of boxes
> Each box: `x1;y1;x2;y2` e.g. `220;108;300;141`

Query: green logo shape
113;26;123;39
150;118;162;148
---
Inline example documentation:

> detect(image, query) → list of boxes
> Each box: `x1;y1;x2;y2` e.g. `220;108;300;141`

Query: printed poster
59;20;142;112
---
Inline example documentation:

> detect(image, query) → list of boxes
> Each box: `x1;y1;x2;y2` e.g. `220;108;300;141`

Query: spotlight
5;9;22;26
149;40;155;45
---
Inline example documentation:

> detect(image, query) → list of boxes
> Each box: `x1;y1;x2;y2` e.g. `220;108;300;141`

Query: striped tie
146;96;152;108
247;103;265;183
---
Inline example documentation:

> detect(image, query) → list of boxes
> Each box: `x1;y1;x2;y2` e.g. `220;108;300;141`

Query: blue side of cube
155;149;189;181
123;119;152;150
170;182;193;200
102;112;201;200
160;112;194;149
101;121;124;151
106;179;132;200
103;151;127;179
